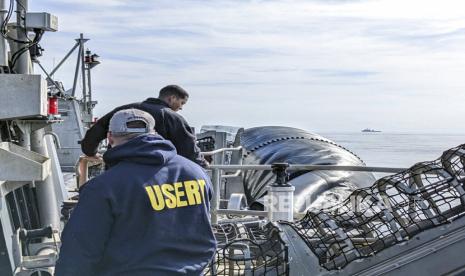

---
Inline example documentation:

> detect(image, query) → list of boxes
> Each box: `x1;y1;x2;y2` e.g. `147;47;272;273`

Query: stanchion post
211;168;221;224
266;163;295;222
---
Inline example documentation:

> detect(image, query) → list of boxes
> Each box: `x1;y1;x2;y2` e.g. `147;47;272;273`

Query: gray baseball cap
109;109;155;134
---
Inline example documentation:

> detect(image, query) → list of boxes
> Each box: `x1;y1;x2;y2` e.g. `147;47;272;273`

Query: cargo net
284;144;465;270
203;222;289;276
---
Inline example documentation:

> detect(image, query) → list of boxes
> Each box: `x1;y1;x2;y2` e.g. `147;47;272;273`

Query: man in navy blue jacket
55;109;216;276
80;85;207;167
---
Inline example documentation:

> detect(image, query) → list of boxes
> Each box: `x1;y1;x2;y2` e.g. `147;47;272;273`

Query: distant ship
362;128;381;132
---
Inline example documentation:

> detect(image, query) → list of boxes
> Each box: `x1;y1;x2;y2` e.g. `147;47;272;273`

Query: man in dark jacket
56;109;216;276
81;84;207;167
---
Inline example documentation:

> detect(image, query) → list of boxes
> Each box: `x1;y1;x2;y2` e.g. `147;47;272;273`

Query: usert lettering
145;179;207;211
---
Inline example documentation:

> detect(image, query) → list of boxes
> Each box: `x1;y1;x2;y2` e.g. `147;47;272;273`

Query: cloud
28;0;465;133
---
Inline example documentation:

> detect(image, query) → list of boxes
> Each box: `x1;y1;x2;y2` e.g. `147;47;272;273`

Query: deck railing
206;150;408;224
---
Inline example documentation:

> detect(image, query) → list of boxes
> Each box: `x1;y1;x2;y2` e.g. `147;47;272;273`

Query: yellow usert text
144;179;207;211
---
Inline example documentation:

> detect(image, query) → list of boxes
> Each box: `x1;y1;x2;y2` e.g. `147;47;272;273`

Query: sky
29;0;465;133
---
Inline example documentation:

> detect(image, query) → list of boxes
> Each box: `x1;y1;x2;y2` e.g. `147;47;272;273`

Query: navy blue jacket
80;98;207;167
56;134;216;276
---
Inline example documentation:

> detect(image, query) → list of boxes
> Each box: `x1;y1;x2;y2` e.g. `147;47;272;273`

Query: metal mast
0;0;7;68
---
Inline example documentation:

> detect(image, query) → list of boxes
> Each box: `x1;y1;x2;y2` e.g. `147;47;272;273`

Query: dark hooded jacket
56;134;216;276
80;98;207;167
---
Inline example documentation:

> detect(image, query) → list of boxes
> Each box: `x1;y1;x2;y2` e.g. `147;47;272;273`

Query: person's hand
202;159;210;169
81;153;103;162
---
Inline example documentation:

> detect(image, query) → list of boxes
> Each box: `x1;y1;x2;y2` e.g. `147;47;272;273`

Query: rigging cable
9;29;43;69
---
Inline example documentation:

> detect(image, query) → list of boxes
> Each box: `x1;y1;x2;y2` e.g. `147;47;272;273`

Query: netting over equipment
204;222;289;276
284;144;465;270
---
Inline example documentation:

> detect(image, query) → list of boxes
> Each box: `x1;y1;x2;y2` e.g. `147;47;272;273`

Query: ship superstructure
0;0;99;274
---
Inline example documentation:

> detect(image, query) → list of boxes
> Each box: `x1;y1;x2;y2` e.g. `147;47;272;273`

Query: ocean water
321;132;465;175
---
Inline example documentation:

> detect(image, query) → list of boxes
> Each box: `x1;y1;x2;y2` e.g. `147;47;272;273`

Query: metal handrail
203;146;244;178
221;170;242;178
208;164;407;173
217;209;267;216
209;163;408;223
202;146;242;156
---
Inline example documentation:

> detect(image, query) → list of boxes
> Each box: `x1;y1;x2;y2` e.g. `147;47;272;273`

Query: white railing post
266;163;295;222
210;168;221;224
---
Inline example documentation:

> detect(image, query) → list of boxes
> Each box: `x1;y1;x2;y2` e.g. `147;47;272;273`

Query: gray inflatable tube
240;126;376;212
